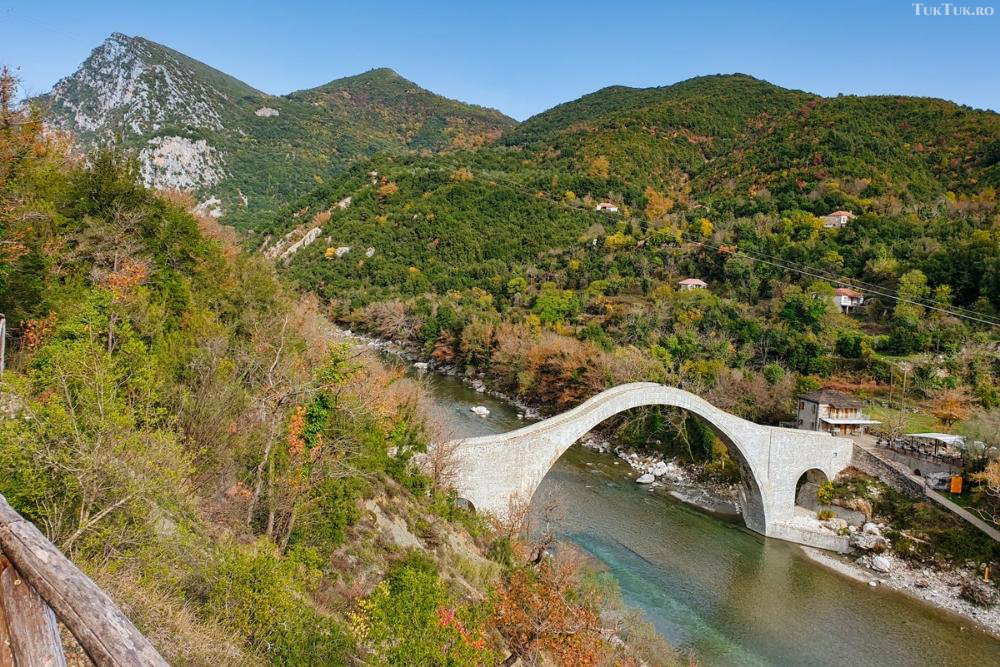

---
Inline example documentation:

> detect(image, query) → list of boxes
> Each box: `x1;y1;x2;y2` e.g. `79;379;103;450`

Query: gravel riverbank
578;435;741;517
801;546;1000;638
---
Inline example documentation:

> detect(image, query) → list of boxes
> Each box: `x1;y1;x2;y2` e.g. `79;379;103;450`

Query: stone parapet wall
850;444;925;497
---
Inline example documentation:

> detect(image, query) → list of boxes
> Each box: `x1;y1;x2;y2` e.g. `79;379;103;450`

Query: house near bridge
796;389;880;436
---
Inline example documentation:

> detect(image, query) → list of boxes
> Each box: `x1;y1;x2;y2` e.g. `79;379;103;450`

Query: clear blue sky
2;0;998;120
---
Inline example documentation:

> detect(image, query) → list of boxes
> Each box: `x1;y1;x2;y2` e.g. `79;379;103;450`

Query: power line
457;165;1000;328
687;237;1000;327
701;234;1000;323
675;232;1000;327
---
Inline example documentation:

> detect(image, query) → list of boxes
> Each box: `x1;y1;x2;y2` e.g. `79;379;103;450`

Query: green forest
5;50;1000;664
267;75;1000;562
1;70;675;665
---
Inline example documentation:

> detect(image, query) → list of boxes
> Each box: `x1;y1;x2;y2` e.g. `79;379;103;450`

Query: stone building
796;389;879;436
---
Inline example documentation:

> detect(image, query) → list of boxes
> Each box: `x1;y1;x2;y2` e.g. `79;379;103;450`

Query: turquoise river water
416;369;1000;667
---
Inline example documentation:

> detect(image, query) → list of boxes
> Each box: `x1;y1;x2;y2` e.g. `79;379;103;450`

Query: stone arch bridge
448;383;853;545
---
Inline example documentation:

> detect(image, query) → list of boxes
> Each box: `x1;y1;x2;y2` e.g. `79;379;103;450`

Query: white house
821;210;856;228
833;287;864;313
678;278;707;291
595;202;619;213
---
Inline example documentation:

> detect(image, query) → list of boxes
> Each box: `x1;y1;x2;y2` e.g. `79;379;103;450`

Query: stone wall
769;521;851;554
850;445;925;497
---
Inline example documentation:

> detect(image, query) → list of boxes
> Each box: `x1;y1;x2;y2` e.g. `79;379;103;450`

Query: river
413;368;1000;666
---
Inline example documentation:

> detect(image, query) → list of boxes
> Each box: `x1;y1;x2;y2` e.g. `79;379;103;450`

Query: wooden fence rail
0;494;168;666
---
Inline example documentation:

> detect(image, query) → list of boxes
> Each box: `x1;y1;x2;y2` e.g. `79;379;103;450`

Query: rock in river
471;406;490;417
636;473;655;484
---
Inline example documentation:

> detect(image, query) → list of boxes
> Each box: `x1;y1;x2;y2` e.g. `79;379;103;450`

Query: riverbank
578;435;741;517
338;327;1000;641
802;546;1000;638
336;327;543;420
340;327;742;517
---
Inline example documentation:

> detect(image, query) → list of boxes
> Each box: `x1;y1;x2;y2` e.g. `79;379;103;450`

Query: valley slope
38;33;515;226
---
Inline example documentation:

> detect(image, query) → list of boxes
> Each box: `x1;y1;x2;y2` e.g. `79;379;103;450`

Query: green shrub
816;481;835;505
200;541;352;665
351;550;497;666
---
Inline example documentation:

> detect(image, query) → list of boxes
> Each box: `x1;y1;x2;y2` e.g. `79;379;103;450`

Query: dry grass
90;566;256;667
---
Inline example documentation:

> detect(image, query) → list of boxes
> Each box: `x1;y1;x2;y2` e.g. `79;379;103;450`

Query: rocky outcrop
44;33;229;138
139;136;226;190
263;226;323;262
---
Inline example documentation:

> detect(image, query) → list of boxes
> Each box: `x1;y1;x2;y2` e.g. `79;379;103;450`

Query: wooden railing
0;494;168;666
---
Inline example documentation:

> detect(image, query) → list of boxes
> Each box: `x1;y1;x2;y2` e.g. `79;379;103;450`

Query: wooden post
0;559;15;667
0;313;6;376
0;496;168;666
0;557;67;667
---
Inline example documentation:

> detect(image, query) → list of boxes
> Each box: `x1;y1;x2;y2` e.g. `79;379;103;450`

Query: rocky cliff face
40;33;247;191
45;33;231;138
37;34;515;227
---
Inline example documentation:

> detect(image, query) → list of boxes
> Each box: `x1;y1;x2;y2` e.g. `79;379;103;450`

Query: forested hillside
269;74;1000;455
497;74;1000;213
38;33;515;227
1;71;672;666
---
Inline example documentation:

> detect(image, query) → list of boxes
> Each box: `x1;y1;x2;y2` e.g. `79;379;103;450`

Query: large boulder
850;531;890;552
960;581;998;607
636;473;655;484
863;522;881;536
650;461;670;477
871;555;893;573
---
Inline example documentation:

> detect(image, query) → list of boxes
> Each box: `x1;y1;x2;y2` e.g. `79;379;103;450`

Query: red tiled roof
678;278;707;286
828;210;856;217
835;287;863;298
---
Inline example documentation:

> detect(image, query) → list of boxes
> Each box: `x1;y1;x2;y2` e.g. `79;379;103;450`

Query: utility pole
0;313;5;376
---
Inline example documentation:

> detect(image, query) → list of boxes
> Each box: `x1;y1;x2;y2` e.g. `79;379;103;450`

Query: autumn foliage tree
493;555;621;667
929;387;973;428
587;155;610;181
643;186;673;221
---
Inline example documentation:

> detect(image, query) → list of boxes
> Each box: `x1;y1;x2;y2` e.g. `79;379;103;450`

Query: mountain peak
39;35;515;222
359;67;404;79
299;67;422;96
43;32;260;140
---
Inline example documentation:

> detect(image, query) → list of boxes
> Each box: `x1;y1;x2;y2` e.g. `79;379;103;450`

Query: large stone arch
447;383;853;541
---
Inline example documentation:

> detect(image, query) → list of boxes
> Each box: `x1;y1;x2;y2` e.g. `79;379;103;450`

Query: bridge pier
448;383;854;550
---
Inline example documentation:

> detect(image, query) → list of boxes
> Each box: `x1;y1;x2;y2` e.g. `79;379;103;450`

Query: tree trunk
0;561;15;667
246;421;276;527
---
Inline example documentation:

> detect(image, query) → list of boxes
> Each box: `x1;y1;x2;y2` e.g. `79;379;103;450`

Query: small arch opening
794;468;830;515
